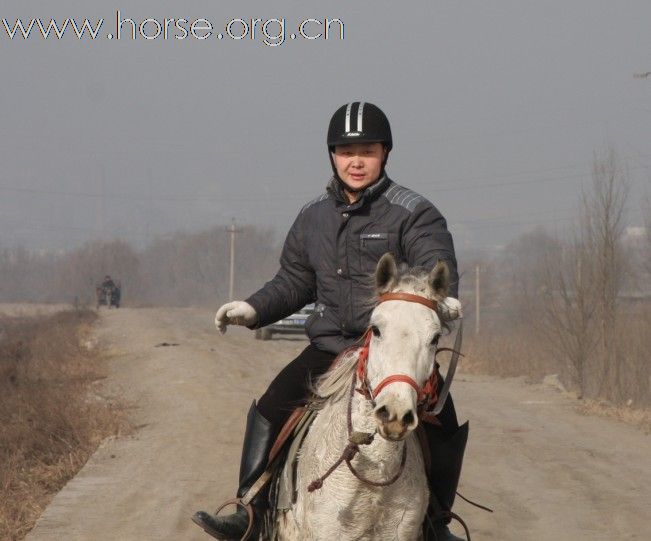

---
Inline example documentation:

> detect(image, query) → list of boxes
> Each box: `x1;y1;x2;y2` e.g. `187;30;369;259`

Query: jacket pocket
360;233;390;273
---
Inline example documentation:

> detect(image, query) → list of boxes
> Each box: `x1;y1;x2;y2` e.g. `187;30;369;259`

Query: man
101;275;115;291
193;102;468;541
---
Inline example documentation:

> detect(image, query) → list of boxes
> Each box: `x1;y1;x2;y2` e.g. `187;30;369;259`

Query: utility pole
475;264;481;336
97;162;106;240
227;219;240;301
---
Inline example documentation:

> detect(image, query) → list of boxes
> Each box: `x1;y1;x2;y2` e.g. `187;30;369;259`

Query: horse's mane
308;346;360;409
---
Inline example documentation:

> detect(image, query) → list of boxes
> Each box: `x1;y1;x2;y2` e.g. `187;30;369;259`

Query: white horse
275;253;455;541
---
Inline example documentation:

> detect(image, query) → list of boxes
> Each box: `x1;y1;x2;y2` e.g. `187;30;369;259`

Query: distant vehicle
255;303;315;340
96;279;121;309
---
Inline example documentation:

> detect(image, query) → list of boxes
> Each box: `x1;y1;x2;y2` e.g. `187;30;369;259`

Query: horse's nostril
402;410;415;427
375;405;390;422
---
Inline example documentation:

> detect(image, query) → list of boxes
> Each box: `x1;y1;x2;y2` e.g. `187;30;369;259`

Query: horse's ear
375;252;398;294
429;260;449;300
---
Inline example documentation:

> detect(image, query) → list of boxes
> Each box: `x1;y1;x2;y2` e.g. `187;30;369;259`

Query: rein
307;377;407;492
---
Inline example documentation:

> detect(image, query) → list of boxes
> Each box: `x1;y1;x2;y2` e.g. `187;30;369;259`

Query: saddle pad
276;409;318;510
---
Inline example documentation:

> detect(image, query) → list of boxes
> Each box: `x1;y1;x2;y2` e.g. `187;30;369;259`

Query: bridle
355;292;442;416
307;290;458;493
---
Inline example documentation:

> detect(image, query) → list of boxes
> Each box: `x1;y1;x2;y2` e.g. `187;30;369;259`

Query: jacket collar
327;175;391;211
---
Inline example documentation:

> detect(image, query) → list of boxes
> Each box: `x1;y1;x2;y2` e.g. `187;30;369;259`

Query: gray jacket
245;176;458;354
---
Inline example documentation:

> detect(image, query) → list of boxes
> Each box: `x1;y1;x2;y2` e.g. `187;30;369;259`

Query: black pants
257;345;336;429
257;344;459;437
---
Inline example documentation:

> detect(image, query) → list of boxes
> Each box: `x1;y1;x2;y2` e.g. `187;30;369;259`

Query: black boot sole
192;511;247;540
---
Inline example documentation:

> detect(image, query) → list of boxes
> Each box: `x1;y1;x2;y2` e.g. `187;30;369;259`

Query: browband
377;292;438;313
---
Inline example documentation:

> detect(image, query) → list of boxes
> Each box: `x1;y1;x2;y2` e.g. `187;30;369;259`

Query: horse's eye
430;334;440;346
371;325;381;338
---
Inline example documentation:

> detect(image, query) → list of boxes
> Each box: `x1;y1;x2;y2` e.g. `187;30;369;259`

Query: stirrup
192;498;255;541
425;510;471;541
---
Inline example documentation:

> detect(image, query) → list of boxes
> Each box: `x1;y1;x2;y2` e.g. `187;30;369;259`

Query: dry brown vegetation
460;149;651;412
463;303;651;405
0;309;131;540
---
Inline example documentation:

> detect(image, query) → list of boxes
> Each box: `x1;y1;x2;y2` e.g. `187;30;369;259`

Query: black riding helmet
327;102;393;151
327;102;392;191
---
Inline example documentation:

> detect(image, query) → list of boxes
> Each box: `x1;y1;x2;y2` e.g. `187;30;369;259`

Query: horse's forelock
393;267;432;297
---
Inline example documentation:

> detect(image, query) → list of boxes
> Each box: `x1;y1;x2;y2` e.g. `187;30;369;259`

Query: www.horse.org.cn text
1;12;346;47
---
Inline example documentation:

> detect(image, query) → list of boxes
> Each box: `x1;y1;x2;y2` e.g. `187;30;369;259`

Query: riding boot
423;421;469;541
193;401;275;540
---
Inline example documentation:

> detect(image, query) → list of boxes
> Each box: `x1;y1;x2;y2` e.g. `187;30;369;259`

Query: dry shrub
0;310;132;541
461;303;651;412
462;324;559;382
576;399;651;434
612;303;651;408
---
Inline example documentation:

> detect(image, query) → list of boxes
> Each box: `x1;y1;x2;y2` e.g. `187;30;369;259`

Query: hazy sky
2;0;650;253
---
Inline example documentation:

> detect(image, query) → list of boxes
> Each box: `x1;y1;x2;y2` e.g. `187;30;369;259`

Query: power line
2;161;649;203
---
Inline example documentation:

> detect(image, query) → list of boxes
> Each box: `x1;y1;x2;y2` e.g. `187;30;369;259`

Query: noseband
355;292;440;413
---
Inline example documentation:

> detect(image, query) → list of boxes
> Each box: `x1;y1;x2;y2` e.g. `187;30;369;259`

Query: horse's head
366;253;449;441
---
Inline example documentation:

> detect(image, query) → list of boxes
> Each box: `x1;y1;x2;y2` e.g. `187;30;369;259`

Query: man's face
332;143;386;193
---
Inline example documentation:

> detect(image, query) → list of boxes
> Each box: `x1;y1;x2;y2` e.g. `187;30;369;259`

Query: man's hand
215;301;258;334
439;297;463;321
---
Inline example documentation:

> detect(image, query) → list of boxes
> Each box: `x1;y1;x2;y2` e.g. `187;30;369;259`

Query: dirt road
25;308;650;541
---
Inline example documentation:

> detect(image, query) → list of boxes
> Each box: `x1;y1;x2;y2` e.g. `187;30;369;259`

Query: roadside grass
0;309;132;540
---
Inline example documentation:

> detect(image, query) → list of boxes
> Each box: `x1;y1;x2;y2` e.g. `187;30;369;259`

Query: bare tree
541;148;628;400
585;149;628;399
503;227;560;325
62;239;141;306
541;232;598;397
0;224;282;308
643;194;651;276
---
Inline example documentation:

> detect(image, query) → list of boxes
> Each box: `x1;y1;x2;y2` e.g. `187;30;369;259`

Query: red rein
355;293;440;412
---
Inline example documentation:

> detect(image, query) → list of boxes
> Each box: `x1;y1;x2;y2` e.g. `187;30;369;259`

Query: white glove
215;301;258;334
439;297;463;321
